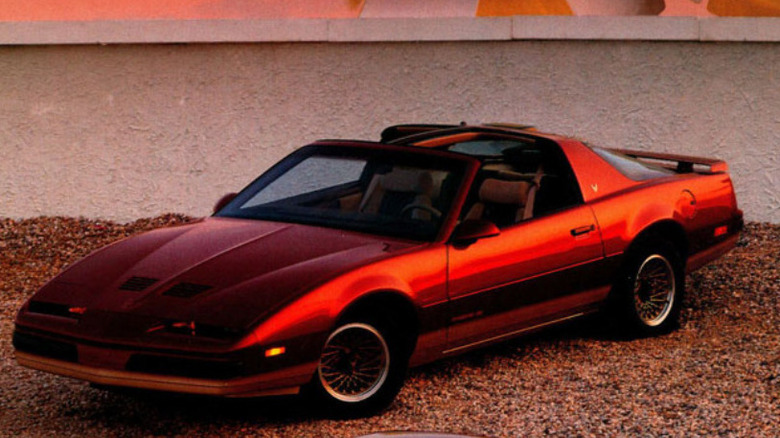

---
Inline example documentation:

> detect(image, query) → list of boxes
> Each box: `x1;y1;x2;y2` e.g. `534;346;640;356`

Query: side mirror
213;192;238;214
451;219;500;247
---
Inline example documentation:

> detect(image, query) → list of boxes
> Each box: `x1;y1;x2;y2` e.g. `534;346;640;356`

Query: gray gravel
1;216;778;437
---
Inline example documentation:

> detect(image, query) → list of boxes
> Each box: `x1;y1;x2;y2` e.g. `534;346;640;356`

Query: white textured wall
1;41;778;222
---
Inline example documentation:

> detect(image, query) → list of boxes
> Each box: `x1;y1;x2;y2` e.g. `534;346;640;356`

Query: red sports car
14;123;742;416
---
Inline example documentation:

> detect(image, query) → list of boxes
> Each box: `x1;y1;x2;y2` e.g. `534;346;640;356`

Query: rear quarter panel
558;138;740;267
589;173;737;259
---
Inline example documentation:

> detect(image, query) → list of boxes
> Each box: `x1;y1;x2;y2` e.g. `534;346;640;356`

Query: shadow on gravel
104;389;313;417
44;316;620;433
56;386;335;434
408;313;619;378
53;317;618;432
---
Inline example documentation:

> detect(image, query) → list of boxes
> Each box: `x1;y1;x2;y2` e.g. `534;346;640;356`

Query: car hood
30;217;418;335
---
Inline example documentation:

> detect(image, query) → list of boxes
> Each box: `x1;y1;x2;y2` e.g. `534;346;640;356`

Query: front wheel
612;241;685;337
308;318;407;417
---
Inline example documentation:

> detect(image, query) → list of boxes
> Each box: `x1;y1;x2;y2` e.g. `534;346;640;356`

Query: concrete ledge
0;17;779;45
699;17;780;41
329;17;512;42
512;16;699;41
0;19;330;45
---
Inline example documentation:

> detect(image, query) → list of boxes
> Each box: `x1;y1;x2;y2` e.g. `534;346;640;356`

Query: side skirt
441;308;597;356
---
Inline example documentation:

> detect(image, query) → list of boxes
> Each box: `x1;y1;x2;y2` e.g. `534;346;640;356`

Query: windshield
216;145;471;241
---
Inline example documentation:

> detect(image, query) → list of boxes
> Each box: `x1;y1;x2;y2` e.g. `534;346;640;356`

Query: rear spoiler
610;148;728;174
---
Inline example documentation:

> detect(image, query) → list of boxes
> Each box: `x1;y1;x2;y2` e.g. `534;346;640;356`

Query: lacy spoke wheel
632;254;676;327
317;323;390;403
609;239;685;338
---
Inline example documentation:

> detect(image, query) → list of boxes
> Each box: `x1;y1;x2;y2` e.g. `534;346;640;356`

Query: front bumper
13;327;315;398
15;351;304;397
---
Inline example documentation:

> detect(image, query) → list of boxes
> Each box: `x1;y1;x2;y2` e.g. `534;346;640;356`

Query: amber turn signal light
264;346;286;357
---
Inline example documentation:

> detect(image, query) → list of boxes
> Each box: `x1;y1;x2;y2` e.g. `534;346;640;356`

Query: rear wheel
309;317;408;417
612;240;685;337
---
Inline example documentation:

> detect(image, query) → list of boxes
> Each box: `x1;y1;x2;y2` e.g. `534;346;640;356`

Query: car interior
357;167;443;221
229;133;583;238
432;135;584;228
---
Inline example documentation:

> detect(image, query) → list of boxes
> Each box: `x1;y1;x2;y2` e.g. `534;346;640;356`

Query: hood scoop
163;282;213;298
119;276;159;292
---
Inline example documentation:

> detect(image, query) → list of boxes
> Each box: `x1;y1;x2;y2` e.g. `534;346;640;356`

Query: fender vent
163;282;213;298
119;276;159;291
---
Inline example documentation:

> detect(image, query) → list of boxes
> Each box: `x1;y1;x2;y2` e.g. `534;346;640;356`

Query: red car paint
14;124;742;400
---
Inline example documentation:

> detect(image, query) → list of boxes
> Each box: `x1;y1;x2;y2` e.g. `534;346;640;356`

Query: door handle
570;224;595;237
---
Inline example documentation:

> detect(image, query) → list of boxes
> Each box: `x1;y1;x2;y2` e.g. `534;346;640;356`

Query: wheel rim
318;323;390;403
633;254;676;327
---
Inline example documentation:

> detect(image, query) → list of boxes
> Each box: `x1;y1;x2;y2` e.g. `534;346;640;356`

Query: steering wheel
400;203;442;219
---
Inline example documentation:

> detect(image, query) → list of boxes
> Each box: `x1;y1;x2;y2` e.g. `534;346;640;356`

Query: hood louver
163;282;213;298
119;276;159;292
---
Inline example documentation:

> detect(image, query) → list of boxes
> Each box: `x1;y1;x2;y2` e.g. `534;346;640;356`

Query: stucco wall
1;41;777;222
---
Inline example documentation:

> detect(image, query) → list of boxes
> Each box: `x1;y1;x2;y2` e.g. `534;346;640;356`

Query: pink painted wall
477;0;780;16
0;0;365;21
0;0;778;21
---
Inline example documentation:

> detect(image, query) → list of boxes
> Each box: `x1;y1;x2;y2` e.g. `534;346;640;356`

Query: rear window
448;139;533;157
592;147;673;181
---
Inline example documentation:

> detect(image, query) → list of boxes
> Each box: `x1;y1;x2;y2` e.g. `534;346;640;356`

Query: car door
444;204;607;353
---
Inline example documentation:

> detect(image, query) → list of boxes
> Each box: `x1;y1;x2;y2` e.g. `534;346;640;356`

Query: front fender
233;245;448;375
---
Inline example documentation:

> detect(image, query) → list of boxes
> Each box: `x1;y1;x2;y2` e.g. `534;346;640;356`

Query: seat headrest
381;169;433;194
479;179;530;205
503;147;543;173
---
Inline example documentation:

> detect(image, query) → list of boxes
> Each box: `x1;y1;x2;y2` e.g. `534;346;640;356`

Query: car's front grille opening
190;324;241;340
119;276;159;292
125;354;244;379
27;301;78;319
162;282;213;298
13;331;78;363
159;321;241;340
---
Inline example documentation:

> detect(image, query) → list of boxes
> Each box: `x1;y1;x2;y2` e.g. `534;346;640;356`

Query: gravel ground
1;216;778;438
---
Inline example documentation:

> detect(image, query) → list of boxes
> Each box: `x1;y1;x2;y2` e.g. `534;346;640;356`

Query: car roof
382;123;563;148
313;123;572;164
374;123;572;162
379;122;537;143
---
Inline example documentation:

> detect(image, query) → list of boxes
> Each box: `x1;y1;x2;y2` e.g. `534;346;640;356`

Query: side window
528;149;583;217
461;145;583;227
460;172;530;228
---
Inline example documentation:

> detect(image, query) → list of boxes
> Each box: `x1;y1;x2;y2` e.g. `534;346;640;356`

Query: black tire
306;316;408;417
610;239;685;337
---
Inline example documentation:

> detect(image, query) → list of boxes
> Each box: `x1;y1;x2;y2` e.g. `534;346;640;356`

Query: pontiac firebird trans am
14;124;742;415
